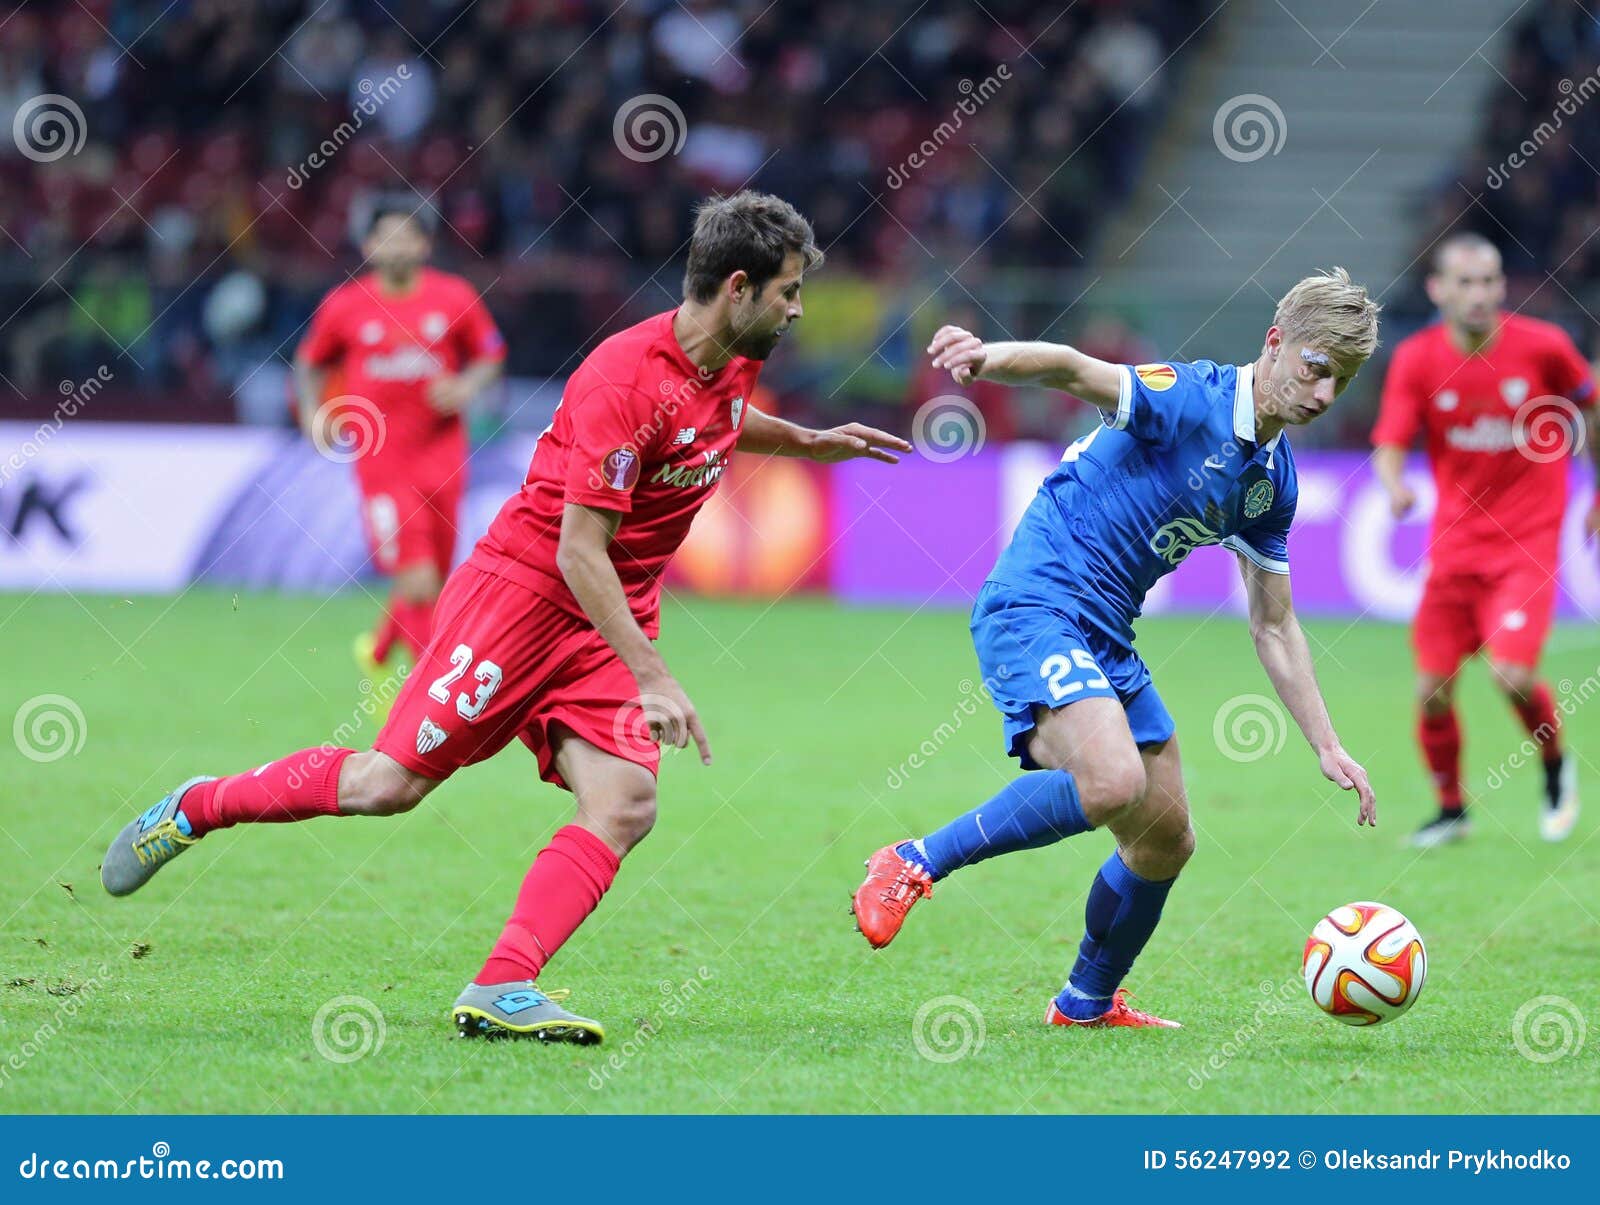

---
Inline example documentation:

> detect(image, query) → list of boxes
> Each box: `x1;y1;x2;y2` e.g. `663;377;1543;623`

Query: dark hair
682;191;822;303
362;192;437;239
1430;231;1499;275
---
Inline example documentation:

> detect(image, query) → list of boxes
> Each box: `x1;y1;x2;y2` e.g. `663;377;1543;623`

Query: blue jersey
989;359;1298;635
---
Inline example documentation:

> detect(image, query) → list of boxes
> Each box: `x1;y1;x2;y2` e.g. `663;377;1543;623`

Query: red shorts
1413;565;1556;676
373;563;660;789
357;473;462;577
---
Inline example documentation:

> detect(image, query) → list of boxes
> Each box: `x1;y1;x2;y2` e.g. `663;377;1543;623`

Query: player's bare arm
1239;552;1377;826
556;501;711;764
428;356;502;414
291;354;334;444
927;325;1123;410
735;405;911;463
1371;443;1415;519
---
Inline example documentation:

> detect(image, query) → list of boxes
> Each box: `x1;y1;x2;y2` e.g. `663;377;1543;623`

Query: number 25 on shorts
428;643;504;721
1039;648;1109;701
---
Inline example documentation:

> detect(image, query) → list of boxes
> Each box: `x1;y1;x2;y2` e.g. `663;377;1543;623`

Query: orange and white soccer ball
1302;901;1426;1025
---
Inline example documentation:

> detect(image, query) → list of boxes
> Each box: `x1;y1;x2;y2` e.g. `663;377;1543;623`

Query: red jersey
1372;313;1594;574
470;309;762;636
297;267;505;481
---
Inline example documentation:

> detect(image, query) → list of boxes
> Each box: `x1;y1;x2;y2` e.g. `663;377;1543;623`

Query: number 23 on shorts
428;643;504;721
1039;648;1109;702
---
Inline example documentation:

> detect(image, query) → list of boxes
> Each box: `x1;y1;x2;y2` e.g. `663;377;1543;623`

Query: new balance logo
416;718;448;756
672;427;697;445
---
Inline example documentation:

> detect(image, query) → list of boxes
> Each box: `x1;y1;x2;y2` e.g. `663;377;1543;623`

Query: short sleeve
1101;361;1211;447
1372;339;1425;447
453;290;506;363
297;291;347;367
1547;328;1595;408
1222;478;1297;575
562;374;654;514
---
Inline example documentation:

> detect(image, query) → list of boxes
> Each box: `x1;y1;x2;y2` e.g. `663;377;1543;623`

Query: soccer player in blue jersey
853;268;1382;1029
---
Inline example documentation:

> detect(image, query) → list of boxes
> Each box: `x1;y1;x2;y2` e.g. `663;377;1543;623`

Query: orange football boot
1045;987;1182;1029
851;843;934;948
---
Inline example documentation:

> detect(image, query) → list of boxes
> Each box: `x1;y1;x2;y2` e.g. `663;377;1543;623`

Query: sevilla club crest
730;395;745;427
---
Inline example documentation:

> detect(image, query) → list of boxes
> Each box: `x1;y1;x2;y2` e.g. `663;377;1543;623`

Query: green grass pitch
2;588;1597;1114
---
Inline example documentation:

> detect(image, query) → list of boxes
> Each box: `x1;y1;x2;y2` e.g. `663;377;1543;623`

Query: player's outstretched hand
638;673;712;766
1320;745;1376;826
427;374;472;413
1386;482;1417;520
808;423;913;464
928;325;987;386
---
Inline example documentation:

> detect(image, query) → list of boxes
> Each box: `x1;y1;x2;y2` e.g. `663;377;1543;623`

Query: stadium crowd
0;0;1200;438
1400;0;1600;358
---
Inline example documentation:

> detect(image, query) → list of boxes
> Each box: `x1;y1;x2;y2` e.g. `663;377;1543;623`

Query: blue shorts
969;579;1176;768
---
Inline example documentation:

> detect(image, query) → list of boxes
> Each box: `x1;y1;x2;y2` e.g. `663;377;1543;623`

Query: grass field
2;588;1598;1114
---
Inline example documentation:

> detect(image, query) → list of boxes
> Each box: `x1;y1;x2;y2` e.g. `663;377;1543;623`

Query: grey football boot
452;982;605;1044
100;776;215;897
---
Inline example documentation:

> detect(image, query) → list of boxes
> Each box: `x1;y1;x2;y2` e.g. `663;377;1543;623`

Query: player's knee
1166;823;1197;870
1077;759;1148;826
591;784;658;854
1417;676;1453;714
1490;662;1535;702
338;751;436;817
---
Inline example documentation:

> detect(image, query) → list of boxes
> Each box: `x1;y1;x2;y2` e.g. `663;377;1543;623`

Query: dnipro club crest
1243;479;1274;520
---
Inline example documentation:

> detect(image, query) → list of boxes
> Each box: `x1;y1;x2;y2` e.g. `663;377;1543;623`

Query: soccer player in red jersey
1372;233;1597;847
294;197;506;688
101;192;910;1042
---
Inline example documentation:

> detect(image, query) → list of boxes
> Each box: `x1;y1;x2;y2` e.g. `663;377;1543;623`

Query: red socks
371;595;435;665
180;747;353;838
371;612;401;665
1418;710;1463;813
391;597;434;661
1511;681;1562;764
477;825;621;985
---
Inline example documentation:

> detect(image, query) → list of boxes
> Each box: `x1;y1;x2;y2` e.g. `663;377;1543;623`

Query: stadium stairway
1094;0;1530;359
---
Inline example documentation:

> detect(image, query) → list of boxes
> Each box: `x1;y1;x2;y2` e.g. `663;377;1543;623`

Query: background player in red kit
101;192;911;1042
294;196;506;690
1373;233;1598;847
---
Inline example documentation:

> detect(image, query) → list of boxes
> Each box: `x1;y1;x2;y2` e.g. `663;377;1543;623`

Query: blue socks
902;770;1092;881
1054;851;1176;1020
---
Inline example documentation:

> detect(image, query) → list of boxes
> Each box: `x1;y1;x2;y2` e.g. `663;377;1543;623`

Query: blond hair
1273;266;1381;369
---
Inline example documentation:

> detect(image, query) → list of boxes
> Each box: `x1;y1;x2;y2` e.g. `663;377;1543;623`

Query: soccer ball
1302;901;1426;1026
